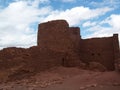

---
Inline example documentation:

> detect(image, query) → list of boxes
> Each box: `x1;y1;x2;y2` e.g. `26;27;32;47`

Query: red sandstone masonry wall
0;47;28;70
113;34;120;60
26;47;64;72
38;20;73;52
69;27;81;50
0;20;119;73
0;46;64;72
65;27;81;66
80;37;115;70
113;34;120;70
37;20;81;67
0;20;82;74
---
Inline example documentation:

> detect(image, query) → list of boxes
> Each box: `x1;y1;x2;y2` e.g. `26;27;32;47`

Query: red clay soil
0;67;120;90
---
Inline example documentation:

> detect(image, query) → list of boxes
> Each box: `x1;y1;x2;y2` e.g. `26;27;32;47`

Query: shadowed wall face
69;27;81;50
37;20;73;52
113;34;120;70
113;34;120;60
80;37;115;70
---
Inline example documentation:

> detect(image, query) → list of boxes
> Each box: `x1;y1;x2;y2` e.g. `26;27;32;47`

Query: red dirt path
0;67;120;90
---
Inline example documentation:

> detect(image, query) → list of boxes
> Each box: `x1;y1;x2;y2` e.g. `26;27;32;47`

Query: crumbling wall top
39;20;69;29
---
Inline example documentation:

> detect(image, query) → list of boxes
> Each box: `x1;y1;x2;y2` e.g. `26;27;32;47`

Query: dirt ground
0;66;120;90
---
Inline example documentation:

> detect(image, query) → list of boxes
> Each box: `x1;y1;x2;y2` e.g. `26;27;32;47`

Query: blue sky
0;0;120;49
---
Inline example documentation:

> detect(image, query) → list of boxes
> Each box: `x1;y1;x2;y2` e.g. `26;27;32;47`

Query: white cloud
83;21;96;27
84;14;120;43
90;0;120;8
26;0;50;7
42;6;113;26
0;0;117;50
0;0;52;49
106;15;120;30
61;0;76;3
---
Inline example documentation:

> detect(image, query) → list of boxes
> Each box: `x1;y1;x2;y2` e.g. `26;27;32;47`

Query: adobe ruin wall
37;20;82;67
0;20;119;75
37;20;120;70
80;37;115;70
